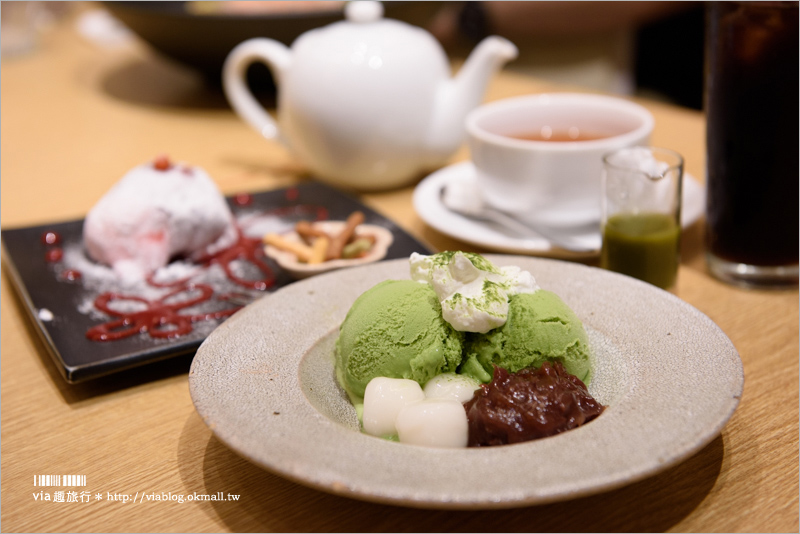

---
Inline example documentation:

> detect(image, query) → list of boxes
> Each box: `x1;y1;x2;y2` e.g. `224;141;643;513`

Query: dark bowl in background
103;1;445;92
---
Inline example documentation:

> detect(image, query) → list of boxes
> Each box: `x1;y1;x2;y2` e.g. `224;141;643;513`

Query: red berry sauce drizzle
41;231;82;281
46;186;329;342
41;231;61;245
195;228;276;292
85;283;239;341
198;192;328;292
45;248;64;263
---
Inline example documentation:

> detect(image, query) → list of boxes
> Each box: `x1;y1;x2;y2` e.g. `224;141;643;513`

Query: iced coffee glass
705;1;799;288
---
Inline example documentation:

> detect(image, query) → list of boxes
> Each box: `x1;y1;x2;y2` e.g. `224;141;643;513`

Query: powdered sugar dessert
29;158;348;345
83;156;238;282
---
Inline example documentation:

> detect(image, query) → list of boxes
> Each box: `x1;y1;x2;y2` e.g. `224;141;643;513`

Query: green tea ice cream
335;279;464;405
334;252;600;448
459;290;593;384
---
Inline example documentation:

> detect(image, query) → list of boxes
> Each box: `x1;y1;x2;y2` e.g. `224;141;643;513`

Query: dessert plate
413;161;706;258
189;255;742;509
1;183;431;383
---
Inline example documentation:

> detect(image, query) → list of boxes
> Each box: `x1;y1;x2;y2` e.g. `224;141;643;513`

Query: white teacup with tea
465;93;654;226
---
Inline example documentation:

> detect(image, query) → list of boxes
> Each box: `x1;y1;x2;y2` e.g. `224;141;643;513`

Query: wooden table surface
2;11;797;533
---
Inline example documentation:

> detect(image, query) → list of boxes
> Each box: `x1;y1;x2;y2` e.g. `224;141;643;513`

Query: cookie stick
326;211;364;260
309;236;330;264
263;233;314;262
296;220;331;245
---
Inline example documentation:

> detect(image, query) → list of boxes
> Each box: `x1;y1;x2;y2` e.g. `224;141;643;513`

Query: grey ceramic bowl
189;256;743;509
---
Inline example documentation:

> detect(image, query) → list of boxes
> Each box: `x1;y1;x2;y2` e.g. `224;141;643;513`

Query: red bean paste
464;361;604;447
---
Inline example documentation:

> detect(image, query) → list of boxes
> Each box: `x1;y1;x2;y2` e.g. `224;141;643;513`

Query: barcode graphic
33;475;86;486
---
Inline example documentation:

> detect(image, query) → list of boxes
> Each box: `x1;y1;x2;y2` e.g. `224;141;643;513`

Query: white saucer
413;161;706;258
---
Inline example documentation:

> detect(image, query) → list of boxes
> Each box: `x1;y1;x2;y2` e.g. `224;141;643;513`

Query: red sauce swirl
86;283;239;341
198;229;275;291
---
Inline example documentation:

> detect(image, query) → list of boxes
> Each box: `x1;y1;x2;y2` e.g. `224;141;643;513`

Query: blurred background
1;1;705;110
431;1;704;109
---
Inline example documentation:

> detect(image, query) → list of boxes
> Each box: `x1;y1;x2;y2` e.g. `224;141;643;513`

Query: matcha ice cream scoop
335;280;464;405
459;290;593;384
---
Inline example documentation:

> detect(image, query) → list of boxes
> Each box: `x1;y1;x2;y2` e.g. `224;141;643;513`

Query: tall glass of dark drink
705;1;799;288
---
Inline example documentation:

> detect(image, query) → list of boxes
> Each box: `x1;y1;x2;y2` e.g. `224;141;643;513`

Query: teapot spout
426;36;518;162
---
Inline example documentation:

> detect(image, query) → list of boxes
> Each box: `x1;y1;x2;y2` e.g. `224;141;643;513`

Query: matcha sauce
601;212;680;289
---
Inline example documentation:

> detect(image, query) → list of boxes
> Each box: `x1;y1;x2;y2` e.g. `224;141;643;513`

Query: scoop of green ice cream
459;290;593;384
335;280;465;404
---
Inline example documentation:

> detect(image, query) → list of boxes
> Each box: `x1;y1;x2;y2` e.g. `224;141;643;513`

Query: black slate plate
1;182;431;383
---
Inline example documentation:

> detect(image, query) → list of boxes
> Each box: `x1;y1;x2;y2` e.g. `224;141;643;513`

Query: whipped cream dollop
410;252;538;333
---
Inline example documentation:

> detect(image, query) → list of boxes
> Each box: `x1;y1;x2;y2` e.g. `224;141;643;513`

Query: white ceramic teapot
223;1;517;190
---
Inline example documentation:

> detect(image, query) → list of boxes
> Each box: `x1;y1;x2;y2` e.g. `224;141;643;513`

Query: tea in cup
465;93;654;226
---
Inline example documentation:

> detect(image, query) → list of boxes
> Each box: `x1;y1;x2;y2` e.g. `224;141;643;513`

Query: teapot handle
222;38;292;142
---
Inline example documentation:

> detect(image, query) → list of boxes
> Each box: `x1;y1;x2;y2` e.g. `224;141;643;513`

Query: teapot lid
292;0;447;68
344;0;384;23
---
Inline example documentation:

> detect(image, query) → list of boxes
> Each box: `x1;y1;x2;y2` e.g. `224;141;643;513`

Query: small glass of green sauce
600;147;684;289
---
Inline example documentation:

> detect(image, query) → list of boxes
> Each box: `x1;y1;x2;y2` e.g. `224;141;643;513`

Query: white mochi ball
362;377;424;437
423;373;481;403
395;398;469;448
